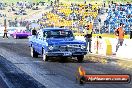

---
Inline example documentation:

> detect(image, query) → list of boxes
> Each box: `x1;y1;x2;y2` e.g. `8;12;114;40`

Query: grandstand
38;2;101;32
104;3;132;34
0;0;131;38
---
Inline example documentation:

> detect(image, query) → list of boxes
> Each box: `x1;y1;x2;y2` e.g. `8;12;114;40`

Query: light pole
3;14;8;39
108;21;110;34
4;14;7;27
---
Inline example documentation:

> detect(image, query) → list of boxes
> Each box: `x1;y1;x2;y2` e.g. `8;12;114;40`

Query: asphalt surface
0;55;46;88
0;75;8;88
0;37;132;88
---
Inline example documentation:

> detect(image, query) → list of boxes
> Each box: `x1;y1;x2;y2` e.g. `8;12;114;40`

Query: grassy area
86;54;132;70
85;55;107;64
117;60;132;70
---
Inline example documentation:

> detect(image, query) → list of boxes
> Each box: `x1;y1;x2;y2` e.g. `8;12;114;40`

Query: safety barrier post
93;37;112;56
105;39;112;55
96;36;99;54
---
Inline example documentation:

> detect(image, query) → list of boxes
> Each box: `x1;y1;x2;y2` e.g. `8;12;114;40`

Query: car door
30;31;38;53
31;30;43;54
33;31;40;53
40;31;49;55
37;31;44;54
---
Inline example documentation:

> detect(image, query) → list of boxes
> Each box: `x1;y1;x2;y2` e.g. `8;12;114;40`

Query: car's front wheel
77;55;84;63
30;47;38;58
43;49;48;61
14;35;18;39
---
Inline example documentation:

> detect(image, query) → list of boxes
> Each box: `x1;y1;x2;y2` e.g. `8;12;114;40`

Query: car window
43;30;74;38
36;31;43;39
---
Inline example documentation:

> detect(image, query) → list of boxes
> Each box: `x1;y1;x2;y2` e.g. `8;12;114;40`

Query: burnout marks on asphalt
0;55;46;88
0;75;8;88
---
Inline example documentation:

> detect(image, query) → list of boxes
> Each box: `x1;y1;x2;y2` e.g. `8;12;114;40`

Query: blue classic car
29;28;87;62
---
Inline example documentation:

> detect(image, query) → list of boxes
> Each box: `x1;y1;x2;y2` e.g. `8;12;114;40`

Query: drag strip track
0;75;8;88
0;56;46;88
0;38;132;88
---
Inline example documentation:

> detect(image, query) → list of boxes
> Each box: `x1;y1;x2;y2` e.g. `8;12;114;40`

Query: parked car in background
12;29;31;39
29;28;88;62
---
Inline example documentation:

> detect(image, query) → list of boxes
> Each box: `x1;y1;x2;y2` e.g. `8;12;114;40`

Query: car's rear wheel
43;49;48;61
30;47;38;58
77;55;84;63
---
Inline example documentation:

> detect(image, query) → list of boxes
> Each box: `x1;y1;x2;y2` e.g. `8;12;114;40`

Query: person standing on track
114;23;125;53
3;26;8;39
84;21;93;53
32;28;37;35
